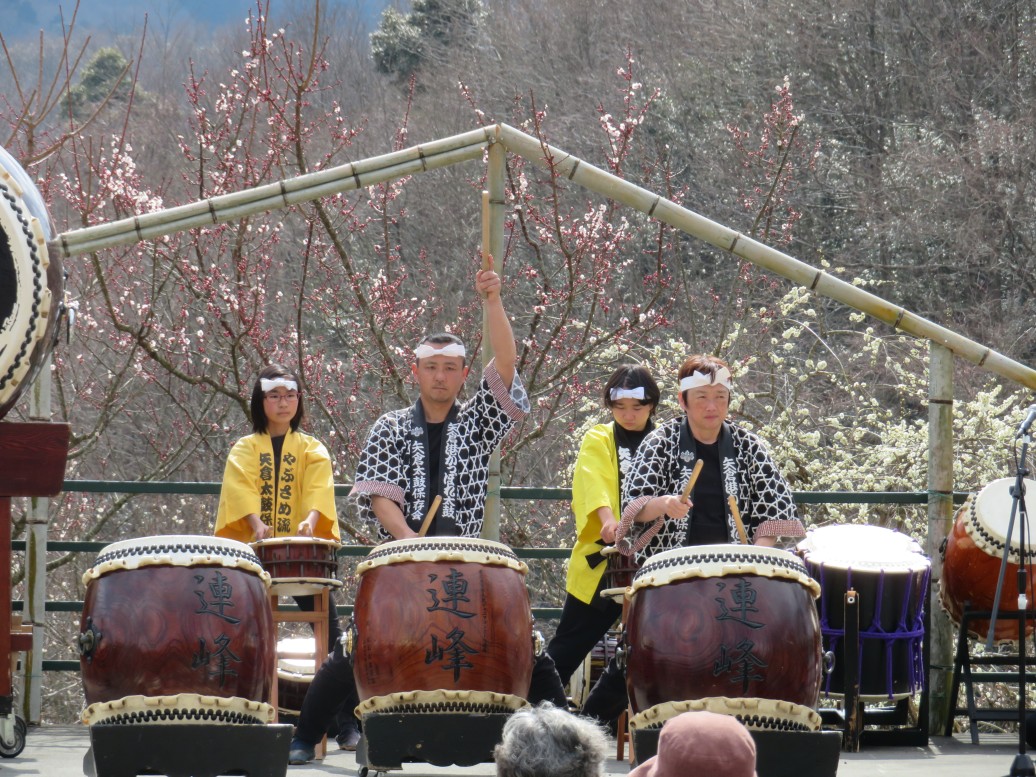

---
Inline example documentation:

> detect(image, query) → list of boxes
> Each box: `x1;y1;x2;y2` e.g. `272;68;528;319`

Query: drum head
966;478;1036;561
797;524;930;572
0;146;61;420
630;543;819;598
357;536;527;575
84;534;268;584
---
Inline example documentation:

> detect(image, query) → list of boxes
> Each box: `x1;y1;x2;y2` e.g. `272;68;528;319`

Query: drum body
79;535;274;723
625;545;822;729
798;524;930;699
0;146;62;421
276;636;316;717
251;536;341;595
351;537;534;711
940;478;1036;641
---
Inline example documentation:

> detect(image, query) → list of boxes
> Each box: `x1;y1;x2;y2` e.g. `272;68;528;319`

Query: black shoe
336;725;361;751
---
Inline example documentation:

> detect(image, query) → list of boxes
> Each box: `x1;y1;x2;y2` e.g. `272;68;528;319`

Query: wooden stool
269;583;333;758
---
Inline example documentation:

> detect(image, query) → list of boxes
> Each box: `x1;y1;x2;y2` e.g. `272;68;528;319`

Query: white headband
610;386;646;401
679;368;733;393
414;343;466;360
261;378;298;392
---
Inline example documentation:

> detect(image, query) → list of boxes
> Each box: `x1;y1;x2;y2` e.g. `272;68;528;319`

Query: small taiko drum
797;524;930;700
78;535;275;725
625;545;823;733
250;536;343;595
940;478;1036;641
0;145;64;421
600;546;639;599
350;537;534;716
276;636;316;717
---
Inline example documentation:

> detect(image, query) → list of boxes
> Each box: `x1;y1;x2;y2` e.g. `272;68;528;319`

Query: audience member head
494;703;609;777
628;711;757;777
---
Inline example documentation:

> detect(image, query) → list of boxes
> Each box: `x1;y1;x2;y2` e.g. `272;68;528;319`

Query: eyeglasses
264;391;299;403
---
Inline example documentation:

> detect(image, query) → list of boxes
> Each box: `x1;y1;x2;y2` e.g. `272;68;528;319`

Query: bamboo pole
926;343;956;734
481;141;507;542
49;129;494;258
23;362;50;724
493;124;1036;390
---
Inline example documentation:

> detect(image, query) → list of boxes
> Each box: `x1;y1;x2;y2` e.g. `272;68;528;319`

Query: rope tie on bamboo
647;195;660;217
349;165;361;190
279;181;290;208
416;145;428;172
977;348;990;366
728;232;741;253
133;216;144;241
810;270;823;290
208;199;219;224
893;309;906;329
566;159;580;180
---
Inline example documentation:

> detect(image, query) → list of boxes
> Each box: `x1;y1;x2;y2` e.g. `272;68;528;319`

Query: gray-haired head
494;703;609;777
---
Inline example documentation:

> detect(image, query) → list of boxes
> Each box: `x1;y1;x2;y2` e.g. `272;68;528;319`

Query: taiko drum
625;545;823;715
79;535;274;706
251;536;341;593
351;537;534;702
940;478;1036;641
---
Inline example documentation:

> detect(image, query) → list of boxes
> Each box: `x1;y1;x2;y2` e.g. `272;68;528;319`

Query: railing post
927;341;955;734
481;139;506;542
23;356;52;724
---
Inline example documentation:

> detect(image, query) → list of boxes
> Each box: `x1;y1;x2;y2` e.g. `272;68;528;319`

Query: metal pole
926;342;955;734
481;140;506;542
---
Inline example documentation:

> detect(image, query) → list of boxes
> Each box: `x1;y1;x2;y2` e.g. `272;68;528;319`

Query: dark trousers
545;593;621;687
580;655;628;726
294;649;566;746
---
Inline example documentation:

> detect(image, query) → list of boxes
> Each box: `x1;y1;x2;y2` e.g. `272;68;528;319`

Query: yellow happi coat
566;422;621;605
215;430;340;543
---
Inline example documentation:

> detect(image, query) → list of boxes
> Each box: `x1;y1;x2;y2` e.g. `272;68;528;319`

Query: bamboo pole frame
926;343;956;734
48;128;494;258
493;124;1036;391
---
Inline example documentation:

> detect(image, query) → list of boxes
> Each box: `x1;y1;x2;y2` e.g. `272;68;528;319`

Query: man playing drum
287;258;567;765
581;354;806;726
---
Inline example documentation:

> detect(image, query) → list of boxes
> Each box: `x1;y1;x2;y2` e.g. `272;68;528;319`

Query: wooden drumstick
727;494;749;544
481;190;492;271
681;459;704;501
417;495;442;537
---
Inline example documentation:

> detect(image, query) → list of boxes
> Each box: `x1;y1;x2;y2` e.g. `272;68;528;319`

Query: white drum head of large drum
357;536;527;575
0;145;58;420
965;477;1036;563
277;636;316;676
630;543;819;598
797;524;930;572
83;534;269;584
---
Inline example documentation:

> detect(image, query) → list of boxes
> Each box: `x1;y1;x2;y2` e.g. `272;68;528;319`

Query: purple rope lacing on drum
818;564;930;700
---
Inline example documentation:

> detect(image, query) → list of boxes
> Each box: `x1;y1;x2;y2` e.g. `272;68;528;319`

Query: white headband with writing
610;386;646;401
679;367;733;393
261;378;298;392
414;343;466;360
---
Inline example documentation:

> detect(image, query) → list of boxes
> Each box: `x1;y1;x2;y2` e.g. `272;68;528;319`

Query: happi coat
351;358;530;540
215;430;340;542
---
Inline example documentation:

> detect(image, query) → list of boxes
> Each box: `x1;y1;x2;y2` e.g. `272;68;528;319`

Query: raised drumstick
417;495;442;537
681;459;704;500
727;494;749;544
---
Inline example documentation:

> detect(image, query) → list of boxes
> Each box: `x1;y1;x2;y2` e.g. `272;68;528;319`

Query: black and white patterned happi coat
620;418;804;566
352;359;530;540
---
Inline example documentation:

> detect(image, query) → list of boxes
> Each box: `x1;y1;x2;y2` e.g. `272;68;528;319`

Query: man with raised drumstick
580;353;806;727
287;258;567;765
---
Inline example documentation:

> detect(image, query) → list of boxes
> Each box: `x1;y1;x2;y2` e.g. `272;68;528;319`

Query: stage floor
0;725;1025;777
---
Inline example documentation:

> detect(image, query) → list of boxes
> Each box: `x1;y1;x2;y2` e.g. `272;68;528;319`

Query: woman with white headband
545;364;660;701
214;365;358;748
614;354;804;562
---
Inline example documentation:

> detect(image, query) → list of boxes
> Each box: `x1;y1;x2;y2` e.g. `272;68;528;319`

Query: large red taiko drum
78;535;275;725
350;537;533;714
625;544;823;732
940;478;1036;641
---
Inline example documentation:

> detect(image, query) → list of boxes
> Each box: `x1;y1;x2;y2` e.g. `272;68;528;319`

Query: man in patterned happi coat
288;258;566;765
579;353;805;727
